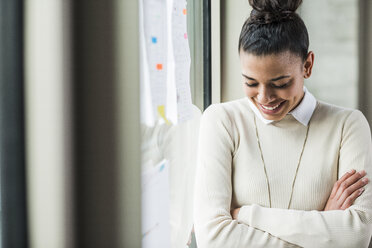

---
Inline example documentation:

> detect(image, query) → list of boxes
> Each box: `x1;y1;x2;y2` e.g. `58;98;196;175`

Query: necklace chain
253;115;311;209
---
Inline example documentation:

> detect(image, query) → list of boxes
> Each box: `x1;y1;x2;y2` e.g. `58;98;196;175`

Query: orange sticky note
183;9;187;15
156;64;163;70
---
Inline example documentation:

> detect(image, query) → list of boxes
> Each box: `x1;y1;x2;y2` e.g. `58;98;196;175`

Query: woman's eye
273;81;290;88
245;82;258;87
274;84;288;88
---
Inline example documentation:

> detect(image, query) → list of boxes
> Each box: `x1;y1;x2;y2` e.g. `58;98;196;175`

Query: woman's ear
303;51;314;79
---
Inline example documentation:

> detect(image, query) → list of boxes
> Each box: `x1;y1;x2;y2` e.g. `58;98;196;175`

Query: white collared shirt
247;86;317;126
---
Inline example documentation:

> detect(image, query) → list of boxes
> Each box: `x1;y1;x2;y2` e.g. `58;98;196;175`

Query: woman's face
240;50;314;121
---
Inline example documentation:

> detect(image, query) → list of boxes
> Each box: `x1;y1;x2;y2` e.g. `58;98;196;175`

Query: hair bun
248;0;302;24
248;0;302;13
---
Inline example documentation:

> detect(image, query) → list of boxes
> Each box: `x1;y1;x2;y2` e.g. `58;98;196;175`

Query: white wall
220;0;250;102
300;0;358;108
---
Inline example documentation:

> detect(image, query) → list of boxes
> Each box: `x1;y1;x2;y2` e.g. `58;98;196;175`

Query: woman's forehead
240;51;302;77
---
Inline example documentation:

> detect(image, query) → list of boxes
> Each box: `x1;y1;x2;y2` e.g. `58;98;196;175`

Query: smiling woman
240;51;313;121
193;0;372;247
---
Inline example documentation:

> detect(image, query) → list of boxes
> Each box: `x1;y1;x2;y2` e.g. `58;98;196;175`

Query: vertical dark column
358;0;367;115
358;1;372;245
203;0;212;110
0;0;28;247
359;0;372;129
72;1;119;247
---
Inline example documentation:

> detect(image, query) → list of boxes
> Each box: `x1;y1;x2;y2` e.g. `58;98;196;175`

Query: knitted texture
194;97;372;248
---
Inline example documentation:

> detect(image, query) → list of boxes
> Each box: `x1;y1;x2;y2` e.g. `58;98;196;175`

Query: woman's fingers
329;169;355;199
324;169;368;211
334;170;366;201
338;176;369;206
341;187;365;210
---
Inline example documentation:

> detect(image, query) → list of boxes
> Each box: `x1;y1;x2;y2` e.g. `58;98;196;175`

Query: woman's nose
257;87;275;103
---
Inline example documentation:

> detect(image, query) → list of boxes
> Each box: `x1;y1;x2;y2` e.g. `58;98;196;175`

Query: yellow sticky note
157;105;171;125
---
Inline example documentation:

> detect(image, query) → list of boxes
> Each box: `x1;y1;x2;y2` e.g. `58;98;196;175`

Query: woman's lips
257;100;286;114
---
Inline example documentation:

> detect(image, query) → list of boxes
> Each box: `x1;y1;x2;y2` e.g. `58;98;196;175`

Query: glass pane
140;0;203;247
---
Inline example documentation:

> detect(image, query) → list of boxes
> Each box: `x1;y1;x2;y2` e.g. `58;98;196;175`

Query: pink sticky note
184;33;188;39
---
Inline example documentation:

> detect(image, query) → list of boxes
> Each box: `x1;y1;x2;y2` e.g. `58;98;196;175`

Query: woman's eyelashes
244;81;290;89
274;82;289;88
245;82;258;87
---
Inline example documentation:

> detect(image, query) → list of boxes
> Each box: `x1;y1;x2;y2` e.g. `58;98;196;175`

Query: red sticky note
156;64;163;70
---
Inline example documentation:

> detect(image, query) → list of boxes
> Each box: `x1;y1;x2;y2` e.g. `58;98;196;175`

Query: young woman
193;0;372;247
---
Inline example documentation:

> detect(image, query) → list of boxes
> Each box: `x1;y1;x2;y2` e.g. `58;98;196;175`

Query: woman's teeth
261;102;281;110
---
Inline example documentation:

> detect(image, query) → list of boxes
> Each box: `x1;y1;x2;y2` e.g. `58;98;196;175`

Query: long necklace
253;114;311;209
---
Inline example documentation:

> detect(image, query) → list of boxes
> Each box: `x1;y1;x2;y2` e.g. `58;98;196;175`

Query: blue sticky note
151;37;157;44
159;164;165;172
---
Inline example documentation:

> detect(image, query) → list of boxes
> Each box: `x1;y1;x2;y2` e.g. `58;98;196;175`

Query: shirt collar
247;86;317;126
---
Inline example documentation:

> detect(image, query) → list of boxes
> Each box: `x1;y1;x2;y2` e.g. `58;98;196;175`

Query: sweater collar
247;86;317;126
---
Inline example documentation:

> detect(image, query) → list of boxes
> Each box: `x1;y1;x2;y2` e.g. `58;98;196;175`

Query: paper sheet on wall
141;0;170;126
140;0;155;126
140;0;193;126
172;0;193;123
141;159;171;248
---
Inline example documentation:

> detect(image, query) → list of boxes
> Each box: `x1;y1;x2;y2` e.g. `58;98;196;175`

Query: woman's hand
324;169;369;211
230;208;240;220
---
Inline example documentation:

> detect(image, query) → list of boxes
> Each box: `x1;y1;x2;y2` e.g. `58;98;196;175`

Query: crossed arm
231;170;371;248
194;107;372;248
231;169;368;220
230;110;372;247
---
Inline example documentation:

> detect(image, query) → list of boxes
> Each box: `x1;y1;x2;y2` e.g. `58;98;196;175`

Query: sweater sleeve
193;104;300;248
237;110;372;248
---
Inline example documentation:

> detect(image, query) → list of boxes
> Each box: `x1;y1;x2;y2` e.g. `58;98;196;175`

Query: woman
193;0;372;247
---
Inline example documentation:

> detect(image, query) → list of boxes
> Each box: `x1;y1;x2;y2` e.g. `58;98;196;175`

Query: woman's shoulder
203;97;250;116
315;100;368;126
201;98;252;124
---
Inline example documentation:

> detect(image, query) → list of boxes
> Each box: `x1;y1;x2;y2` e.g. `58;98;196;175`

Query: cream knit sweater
193;97;372;248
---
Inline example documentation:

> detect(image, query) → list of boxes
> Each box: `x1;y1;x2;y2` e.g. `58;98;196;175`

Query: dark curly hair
239;0;309;61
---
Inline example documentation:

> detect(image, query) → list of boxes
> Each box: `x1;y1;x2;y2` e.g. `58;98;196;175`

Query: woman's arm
231;168;368;217
231;168;367;220
236;110;372;248
194;104;299;248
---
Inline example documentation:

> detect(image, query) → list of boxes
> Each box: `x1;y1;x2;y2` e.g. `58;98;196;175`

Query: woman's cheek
244;87;256;98
280;85;299;99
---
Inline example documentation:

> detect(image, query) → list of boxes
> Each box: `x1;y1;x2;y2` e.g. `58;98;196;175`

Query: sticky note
157;105;171;125
184;33;188;39
156;64;163;70
183;9;187;15
151;37;157;44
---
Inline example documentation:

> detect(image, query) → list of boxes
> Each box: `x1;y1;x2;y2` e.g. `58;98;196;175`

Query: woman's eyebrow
242;73;290;82
242;74;257;81
270;75;291;81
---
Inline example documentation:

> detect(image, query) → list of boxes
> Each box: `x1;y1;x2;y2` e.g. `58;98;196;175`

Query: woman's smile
257;101;285;115
255;99;287;115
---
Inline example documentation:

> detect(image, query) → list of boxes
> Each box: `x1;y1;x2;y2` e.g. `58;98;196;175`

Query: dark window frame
0;0;29;247
203;0;212;110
